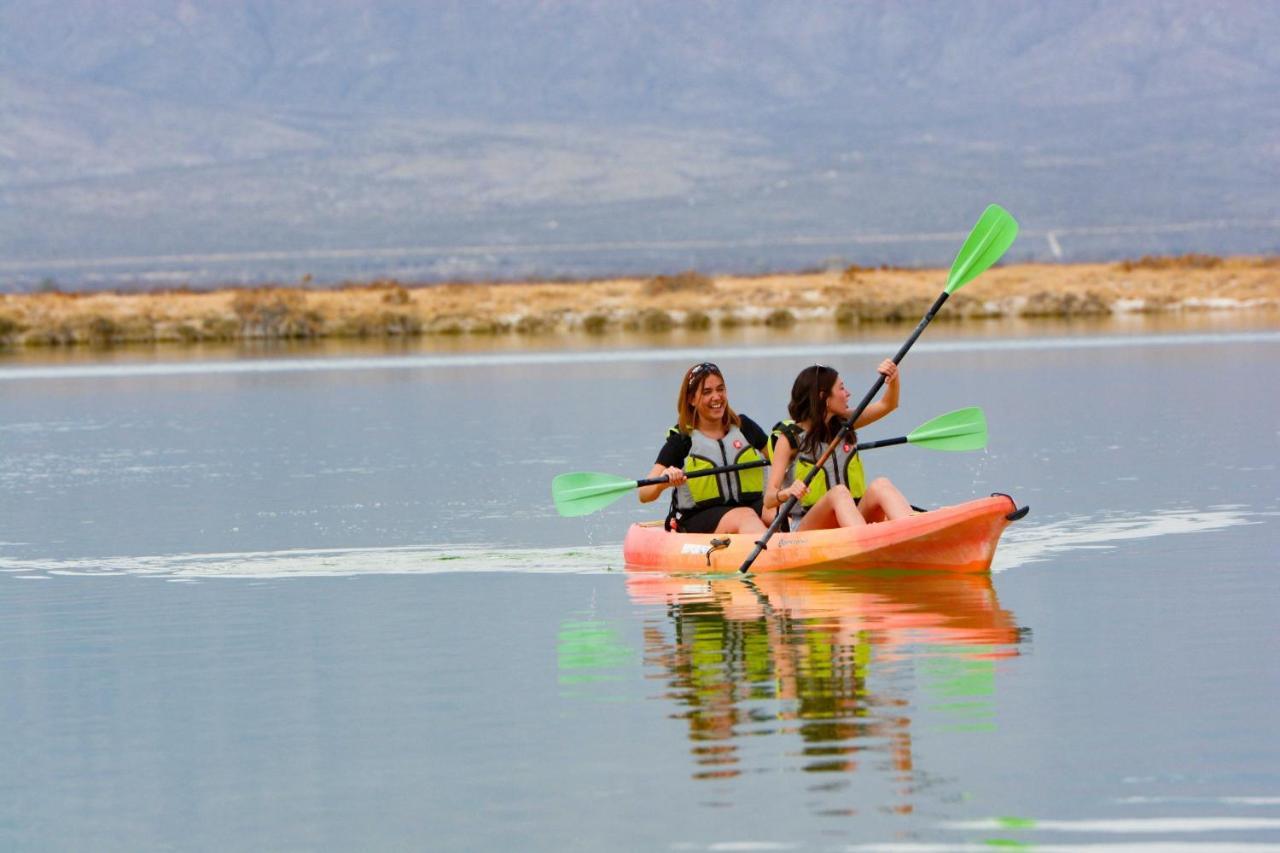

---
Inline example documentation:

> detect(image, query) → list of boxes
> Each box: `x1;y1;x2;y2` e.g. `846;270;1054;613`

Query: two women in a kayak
642;360;912;533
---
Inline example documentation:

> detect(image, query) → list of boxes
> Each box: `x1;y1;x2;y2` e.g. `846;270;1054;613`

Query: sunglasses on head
687;362;720;386
810;364;833;400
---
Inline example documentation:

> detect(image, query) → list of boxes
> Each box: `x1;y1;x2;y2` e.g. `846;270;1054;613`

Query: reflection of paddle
738;204;1018;574
552;407;987;517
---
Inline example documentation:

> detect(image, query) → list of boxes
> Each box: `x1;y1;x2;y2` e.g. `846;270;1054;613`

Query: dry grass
2;256;1277;347
1116;253;1224;272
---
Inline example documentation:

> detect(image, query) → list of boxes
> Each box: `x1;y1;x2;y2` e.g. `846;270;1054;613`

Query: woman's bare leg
715;506;767;534
858;477;913;522
795;485;864;531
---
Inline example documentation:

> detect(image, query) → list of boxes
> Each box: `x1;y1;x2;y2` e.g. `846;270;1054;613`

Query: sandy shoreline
1;256;1277;347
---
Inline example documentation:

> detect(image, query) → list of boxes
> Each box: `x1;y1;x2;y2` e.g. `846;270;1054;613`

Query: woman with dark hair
639;362;770;534
763;361;913;530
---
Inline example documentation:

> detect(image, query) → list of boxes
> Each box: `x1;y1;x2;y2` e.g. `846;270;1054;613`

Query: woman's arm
638;463;686;503
762;434;807;510
855;359;900;428
639;432;690;503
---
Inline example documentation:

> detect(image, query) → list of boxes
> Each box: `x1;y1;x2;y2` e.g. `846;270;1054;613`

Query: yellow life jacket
769;419;866;518
669;423;766;512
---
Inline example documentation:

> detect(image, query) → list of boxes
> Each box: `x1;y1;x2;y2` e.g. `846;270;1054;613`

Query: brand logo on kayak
776;538;807;548
733;439;743;449
680;543;711;555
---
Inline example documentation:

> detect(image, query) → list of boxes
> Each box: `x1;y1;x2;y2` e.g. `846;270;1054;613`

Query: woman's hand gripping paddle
552;407;987;518
737;204;1018;574
552;460;762;518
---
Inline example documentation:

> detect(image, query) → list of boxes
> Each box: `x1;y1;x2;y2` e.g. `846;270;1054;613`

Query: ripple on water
0;505;1258;581
991;505;1258;573
0;542;623;580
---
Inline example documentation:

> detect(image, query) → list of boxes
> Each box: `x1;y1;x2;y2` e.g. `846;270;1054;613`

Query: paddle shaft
737;292;951;573
638;459;765;487
856;435;908;450
641;427;927;489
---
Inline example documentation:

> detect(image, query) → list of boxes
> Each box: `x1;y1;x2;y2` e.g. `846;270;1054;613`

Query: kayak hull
622;494;1022;574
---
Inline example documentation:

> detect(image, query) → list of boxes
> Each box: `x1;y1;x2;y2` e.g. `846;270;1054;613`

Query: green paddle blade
905;406;988;451
552;471;639;517
945;204;1019;294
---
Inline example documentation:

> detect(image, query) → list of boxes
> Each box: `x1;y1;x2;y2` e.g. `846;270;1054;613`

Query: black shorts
677;500;763;534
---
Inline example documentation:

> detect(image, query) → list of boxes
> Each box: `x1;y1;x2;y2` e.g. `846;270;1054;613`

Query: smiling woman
637;362;770;535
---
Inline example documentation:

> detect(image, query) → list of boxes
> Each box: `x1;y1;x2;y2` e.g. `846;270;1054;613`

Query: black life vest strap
664;489;680;532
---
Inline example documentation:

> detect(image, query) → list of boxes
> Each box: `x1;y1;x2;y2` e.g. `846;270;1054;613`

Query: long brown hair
787;364;845;456
676;362;742;434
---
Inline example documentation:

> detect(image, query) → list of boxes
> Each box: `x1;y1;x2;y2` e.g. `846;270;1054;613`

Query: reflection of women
639;362;768;534
764;362;913;530
626;569;1022;788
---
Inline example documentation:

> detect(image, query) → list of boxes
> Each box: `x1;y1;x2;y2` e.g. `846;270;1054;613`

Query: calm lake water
3;317;1279;851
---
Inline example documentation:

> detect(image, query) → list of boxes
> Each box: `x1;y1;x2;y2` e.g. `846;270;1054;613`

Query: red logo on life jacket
733;439;743;449
843;444;852;453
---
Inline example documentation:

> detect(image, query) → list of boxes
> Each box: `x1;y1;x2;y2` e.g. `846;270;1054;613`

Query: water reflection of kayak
626;561;1022;657
623;494;1028;574
625;538;1024;784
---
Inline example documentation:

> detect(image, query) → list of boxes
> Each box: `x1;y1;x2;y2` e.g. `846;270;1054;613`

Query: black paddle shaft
637;459;766;487
639;431;913;489
737;292;951;573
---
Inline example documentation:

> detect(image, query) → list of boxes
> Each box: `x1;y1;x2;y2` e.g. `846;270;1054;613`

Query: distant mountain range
2;0;1278;288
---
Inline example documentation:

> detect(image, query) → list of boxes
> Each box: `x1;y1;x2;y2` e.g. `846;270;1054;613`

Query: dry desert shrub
202;314;241;340
382;285;412;305
834;302;861;326
175;323;202;342
581;312;612;334
0;312;25;343
841;264;870;283
627;308;675;332
339;310;423;337
648;270;712;295
942;293;1005;319
82;314;121;344
1117;254;1223;272
683;309;712;330
765;308;796;327
1019;290;1112;317
515;313;554;334
231;288;323;338
834;296;934;324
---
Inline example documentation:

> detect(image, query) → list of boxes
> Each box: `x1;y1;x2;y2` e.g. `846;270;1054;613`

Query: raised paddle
737;204;1018;573
552;407;987;518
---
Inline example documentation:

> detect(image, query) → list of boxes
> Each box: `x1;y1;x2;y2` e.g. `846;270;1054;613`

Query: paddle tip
944;203;1020;294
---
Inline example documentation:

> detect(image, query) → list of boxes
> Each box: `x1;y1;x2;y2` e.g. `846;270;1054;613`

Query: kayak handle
992;492;1030;522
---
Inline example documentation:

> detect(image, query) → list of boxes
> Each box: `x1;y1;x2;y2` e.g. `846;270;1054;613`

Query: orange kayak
622;494;1027;574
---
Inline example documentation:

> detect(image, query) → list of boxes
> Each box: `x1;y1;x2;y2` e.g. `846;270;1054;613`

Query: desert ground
1;256;1276;347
